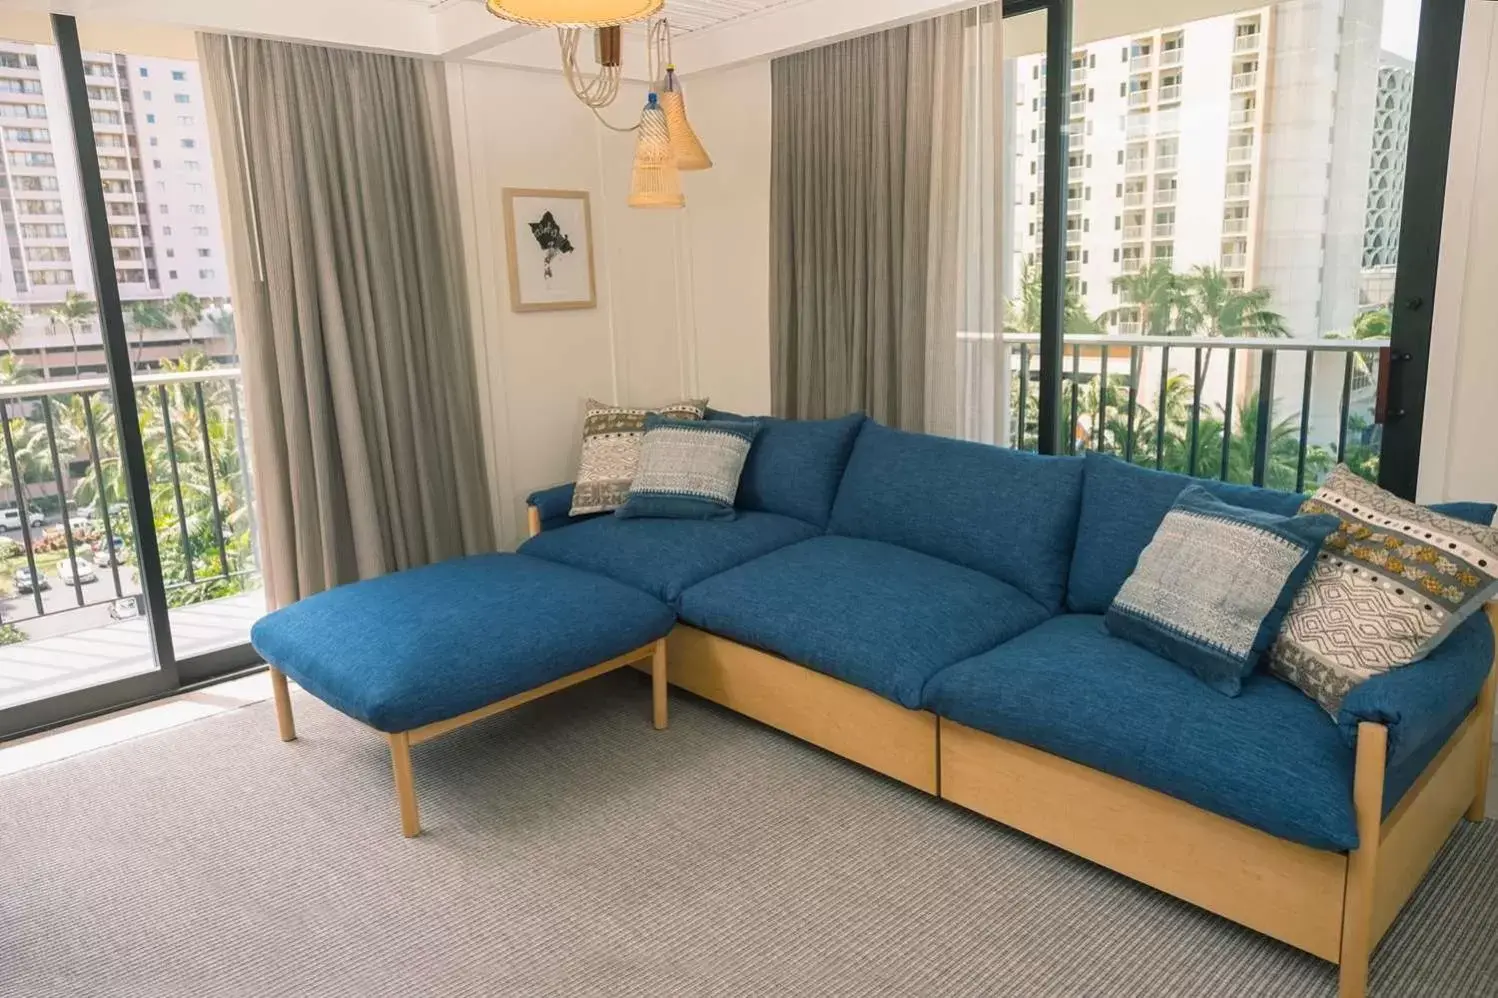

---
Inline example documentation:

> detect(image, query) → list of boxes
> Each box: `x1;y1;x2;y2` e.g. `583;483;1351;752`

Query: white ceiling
427;0;810;36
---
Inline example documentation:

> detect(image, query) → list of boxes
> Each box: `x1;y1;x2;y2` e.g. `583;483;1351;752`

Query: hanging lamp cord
557;18;674;133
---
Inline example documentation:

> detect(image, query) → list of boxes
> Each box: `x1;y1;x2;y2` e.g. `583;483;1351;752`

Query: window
173;92;190;104
152;158;162;168
108;224;138;239
159;204;170;214
162;225;173;236
23;223;68;238
192;225;210;237
7;151;54;167
168;269;178;279
180;138;195;148
26;246;69;263
148;136;158;146
171;69;186;81
197;248;211;258
142;89;152;99
176;115;194;127
199;269;215;279
145;113;156;124
165;249;175;258
184;160;202;171
0;53;40;69
139;66;149;77
188;204;206;215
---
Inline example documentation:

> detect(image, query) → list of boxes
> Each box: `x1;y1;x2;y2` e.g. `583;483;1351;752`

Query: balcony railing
1160;48;1183;67
1122;225;1145;241
1123;189;1146;207
1158;84;1182;103
0;367;259;635
1130;54;1153;71
1230;107;1255;127
1223;217;1249;235
1227;144;1255;164
965;332;1391;493
1226;181;1251;199
1235;32;1261;52
1128;90;1152;108
1154;187;1178;205
1125;157;1149;173
1232;71;1259;90
1222;252;1248;269
1154;222;1177;237
1121;257;1144;273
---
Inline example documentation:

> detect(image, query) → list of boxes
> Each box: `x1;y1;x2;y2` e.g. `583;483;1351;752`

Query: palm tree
1009;262;1099;335
127;301;173;372
1103;261;1183;336
167;291;205;347
47;291;96;376
1351;307;1392;340
1175;266;1288;388
0;300;23;359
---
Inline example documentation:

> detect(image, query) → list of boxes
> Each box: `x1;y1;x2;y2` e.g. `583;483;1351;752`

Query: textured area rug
1;673;1495;998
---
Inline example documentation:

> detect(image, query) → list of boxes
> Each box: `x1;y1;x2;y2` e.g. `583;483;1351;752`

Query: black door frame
1022;0;1460;503
0;16;259;743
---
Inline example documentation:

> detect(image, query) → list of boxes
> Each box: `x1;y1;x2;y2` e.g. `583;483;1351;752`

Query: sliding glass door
0;16;259;740
1001;0;1462;501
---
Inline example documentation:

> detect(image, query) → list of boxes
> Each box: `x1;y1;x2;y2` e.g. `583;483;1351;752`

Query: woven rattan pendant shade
629;93;685;208
661;67;712;171
486;0;662;28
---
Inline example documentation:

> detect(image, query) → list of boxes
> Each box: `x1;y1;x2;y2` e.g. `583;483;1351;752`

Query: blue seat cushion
678;536;1051;709
249;554;675;733
709;410;866;528
923;614;1374;851
519;510;819;605
826;422;1083;612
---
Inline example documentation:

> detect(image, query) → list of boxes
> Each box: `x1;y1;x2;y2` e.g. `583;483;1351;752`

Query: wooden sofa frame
268;638;669;838
653;610;1497;998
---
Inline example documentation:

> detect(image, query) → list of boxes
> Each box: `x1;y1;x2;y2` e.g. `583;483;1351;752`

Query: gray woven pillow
570;398;707;516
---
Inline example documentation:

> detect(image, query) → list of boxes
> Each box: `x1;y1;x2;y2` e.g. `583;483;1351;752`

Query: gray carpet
1;673;1495;998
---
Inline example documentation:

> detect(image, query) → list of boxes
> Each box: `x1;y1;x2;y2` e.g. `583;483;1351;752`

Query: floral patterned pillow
1270;466;1498;715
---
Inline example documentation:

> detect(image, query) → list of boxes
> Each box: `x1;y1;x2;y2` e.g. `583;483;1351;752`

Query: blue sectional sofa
524;413;1498;998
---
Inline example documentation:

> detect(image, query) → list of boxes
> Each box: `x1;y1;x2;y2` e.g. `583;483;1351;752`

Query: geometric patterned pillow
1104;485;1340;697
615;416;760;521
1269;465;1498;715
570;397;708;516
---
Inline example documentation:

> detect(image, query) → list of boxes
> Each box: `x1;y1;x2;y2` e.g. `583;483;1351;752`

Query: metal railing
1223;216;1250;235
1154;222;1176;237
0;367;258;624
1128;90;1152;108
1122;225;1145;240
962;332;1389;492
1222;252;1248;269
1227;144;1255;164
1234;32;1261;52
1160;48;1184;67
1232;71;1259;90
1155;187;1178;205
1158;84;1182;103
1225;181;1252;199
1230;107;1256;127
1123;189;1147;207
1130;54;1153;71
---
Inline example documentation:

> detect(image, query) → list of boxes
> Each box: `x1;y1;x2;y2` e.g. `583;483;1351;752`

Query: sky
1381;0;1421;61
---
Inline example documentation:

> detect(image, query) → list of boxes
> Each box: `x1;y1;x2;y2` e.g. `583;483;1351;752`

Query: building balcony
1157;84;1182;104
1125;158;1148;174
1125;116;1153;139
1231;71;1259;91
1229;107;1256;127
1121;257;1144;274
1223;217;1250;235
1235;33;1262;53
1128;90;1151;108
1154;188;1177;205
1067;228;1083;245
1227;145;1255;164
1222;253;1247;269
1130;54;1153;72
1154;223;1176;238
1123;190;1146;207
1069;100;1085;119
1155;154;1179;170
1225;181;1251;199
1122;226;1145;241
1067;197;1083;213
1160;48;1183;68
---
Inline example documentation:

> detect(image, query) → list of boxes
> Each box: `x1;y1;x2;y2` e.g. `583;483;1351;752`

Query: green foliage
0;623;25;646
1009;262;1100;335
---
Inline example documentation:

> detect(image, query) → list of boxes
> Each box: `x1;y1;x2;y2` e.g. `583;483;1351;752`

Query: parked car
58;558;98;586
0;508;44;531
13;566;49;594
93;538;129;566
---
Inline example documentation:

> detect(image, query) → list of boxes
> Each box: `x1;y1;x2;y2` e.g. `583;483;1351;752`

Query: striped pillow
615;416;760;521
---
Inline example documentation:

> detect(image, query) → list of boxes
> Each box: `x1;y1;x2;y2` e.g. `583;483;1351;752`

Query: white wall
446;60;772;548
1419;1;1498;508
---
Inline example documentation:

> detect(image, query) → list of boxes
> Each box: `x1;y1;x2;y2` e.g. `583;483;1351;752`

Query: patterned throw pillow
1271;465;1498;715
570;398;708;516
1105;486;1340;696
615;416;760;521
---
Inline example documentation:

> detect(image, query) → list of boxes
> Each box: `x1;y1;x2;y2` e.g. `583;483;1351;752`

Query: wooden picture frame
502;188;597;313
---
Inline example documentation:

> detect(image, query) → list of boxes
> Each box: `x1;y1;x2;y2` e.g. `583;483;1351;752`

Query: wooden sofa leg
389;732;421;838
1469;660;1496;821
1339;722;1387;998
269;667;296;742
652;637;669;731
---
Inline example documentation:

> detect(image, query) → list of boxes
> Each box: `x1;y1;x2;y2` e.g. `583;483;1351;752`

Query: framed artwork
502;188;597;313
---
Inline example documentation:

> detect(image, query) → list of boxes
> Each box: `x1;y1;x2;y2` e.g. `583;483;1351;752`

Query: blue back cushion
826;422;1084;611
706;411;866;528
1068;453;1498;614
1068;454;1304;614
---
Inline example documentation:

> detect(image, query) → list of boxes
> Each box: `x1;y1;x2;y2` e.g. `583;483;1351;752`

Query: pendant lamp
628;93;685;209
485;0;662;28
660;66;712;171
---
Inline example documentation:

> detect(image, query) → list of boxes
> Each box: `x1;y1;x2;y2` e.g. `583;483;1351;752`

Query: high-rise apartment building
0;40;228;317
1009;0;1390;344
1360;52;1414;308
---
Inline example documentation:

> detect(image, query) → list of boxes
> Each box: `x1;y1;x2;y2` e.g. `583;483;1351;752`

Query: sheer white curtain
946;4;1008;445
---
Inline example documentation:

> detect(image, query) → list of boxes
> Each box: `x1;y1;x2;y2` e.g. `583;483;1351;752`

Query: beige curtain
770;8;1004;437
199;34;494;608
